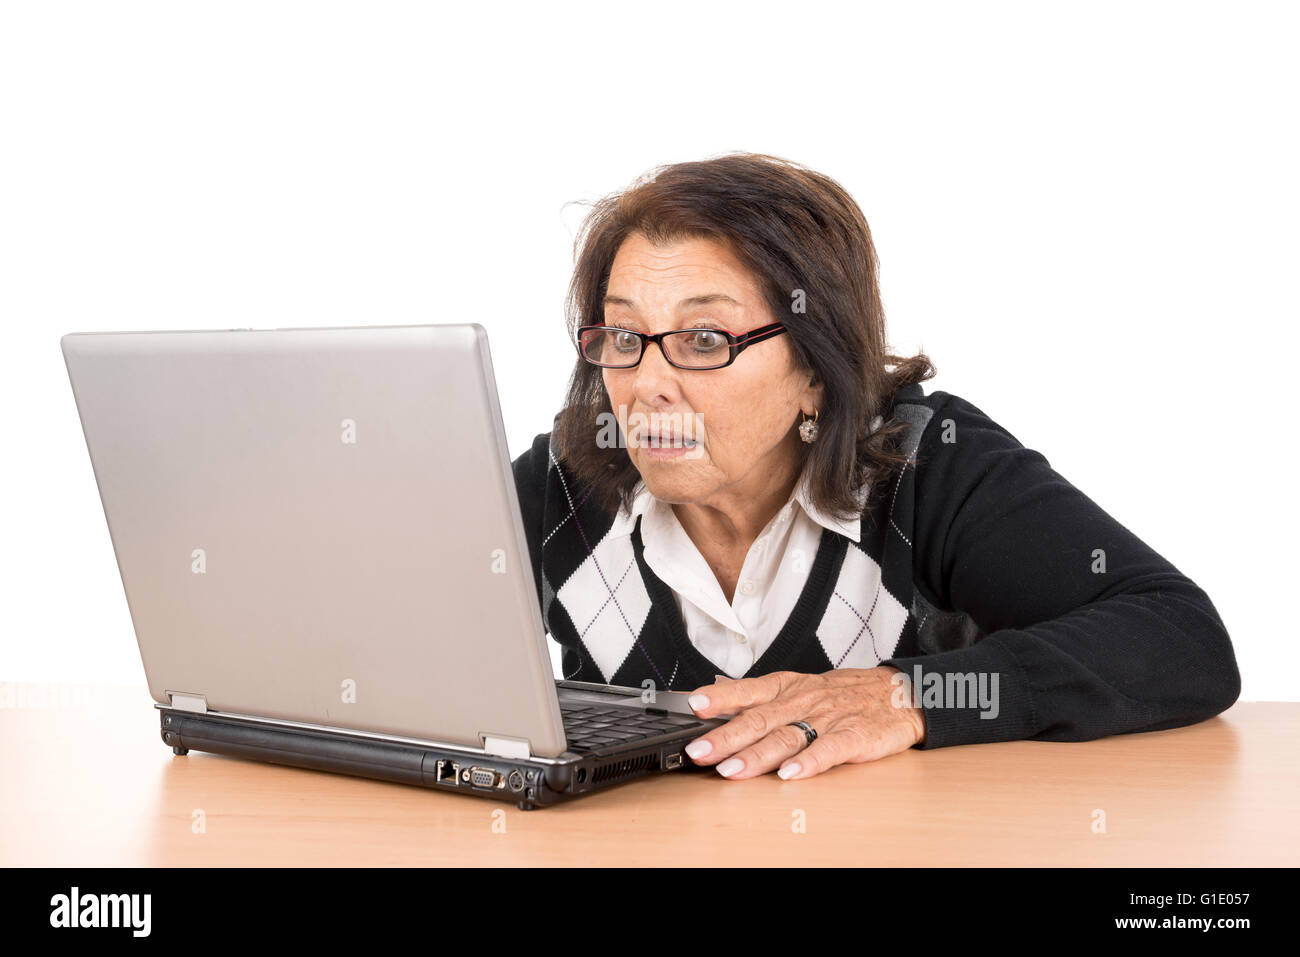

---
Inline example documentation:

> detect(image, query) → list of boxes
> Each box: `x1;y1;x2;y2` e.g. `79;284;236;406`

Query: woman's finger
687;669;805;719
776;720;913;779
683;685;822;765
712;717;826;779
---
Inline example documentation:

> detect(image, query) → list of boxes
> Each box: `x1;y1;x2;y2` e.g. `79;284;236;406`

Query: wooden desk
2;684;1296;866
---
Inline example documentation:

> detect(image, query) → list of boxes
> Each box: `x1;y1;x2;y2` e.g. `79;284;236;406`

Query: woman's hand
683;667;926;780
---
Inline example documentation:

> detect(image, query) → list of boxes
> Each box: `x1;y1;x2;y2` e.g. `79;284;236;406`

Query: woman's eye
612;331;640;351
686;330;723;351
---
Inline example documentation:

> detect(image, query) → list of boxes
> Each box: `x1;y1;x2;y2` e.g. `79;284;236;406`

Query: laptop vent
591;752;660;784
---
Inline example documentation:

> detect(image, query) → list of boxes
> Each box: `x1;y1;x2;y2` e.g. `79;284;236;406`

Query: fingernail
714;674;733;682
685;739;712;759
688;694;710;712
778;762;801;780
716;758;743;777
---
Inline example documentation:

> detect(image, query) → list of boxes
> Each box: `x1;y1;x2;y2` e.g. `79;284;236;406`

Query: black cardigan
510;383;1241;749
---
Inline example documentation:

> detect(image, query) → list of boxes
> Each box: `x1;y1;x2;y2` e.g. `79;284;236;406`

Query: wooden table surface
2;683;1296;867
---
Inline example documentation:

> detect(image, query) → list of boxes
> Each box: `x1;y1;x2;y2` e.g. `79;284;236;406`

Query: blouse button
739;579;756;595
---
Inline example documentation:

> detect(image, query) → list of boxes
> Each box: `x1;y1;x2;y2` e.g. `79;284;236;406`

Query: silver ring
788;721;818;747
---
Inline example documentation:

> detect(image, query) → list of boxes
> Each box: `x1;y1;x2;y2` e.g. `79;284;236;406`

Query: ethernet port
436;760;459;785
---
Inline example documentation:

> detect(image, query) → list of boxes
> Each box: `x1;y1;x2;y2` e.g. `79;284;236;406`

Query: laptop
61;323;724;809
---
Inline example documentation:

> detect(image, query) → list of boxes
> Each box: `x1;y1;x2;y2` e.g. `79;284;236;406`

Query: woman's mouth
638;432;700;459
645;442;696;459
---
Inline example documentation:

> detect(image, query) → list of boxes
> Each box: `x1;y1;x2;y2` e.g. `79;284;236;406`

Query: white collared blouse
617;459;865;678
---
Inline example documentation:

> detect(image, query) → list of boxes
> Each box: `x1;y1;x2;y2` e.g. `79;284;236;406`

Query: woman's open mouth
639;432;700;458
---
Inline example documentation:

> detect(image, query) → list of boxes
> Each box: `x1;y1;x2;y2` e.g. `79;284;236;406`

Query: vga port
469;767;499;788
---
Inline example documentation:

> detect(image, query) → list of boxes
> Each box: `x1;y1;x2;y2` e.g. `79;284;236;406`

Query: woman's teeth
645;435;697;448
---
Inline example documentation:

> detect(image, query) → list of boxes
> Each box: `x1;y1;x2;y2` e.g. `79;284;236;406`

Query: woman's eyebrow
677;293;741;309
602;293;740;311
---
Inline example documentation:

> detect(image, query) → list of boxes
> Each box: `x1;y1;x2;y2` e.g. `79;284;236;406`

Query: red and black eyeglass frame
575;322;788;370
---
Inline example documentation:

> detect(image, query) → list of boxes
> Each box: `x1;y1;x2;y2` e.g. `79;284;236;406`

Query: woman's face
601;230;822;508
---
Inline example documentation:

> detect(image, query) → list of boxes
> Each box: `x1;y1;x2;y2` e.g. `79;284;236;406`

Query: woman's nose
631;339;681;400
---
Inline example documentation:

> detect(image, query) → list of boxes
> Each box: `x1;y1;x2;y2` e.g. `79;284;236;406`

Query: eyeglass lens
580;327;734;369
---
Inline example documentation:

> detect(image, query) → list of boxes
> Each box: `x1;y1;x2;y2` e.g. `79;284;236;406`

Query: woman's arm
882;392;1241;749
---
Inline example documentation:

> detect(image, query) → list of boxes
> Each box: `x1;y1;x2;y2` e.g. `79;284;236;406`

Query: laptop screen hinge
167;692;208;714
481;735;531;760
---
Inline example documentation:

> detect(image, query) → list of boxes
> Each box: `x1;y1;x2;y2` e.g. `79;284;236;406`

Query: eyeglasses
576;322;787;371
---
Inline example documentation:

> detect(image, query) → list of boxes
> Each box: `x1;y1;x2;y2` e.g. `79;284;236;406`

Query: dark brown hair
553;152;936;521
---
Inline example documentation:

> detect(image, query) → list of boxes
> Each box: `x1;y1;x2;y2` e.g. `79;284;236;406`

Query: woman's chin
635;458;706;499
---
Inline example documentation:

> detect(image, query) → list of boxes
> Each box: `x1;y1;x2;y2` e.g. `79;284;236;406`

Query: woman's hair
553;151;936;520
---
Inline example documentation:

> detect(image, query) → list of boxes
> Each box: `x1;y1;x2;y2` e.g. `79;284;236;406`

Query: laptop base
158;707;719;810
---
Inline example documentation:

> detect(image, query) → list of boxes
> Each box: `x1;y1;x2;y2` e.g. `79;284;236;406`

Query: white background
1;1;1295;699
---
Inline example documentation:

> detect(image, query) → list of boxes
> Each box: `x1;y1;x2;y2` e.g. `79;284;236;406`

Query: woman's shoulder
511;412;614;523
889;384;1028;452
891;385;1069;540
510;414;563;512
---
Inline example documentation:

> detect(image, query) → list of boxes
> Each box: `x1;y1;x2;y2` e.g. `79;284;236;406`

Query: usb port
665;752;684;770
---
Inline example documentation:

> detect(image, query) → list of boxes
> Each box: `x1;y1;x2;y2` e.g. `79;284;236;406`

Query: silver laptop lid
62;323;567;759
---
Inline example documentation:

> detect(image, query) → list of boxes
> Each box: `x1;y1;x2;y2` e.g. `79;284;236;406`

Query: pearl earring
799;408;820;444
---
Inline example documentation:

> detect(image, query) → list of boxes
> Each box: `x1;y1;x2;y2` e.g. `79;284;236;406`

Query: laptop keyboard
561;703;705;754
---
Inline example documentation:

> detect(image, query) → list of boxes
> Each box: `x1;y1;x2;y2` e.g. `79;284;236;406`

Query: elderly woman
511;152;1240;782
